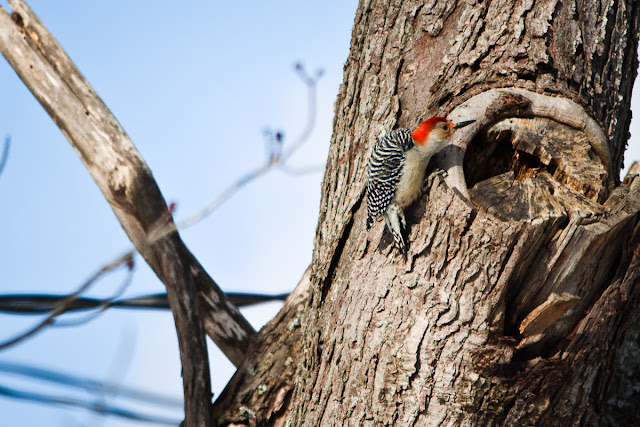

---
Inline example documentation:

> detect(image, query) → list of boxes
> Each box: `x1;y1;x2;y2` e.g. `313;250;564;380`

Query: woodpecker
366;117;474;253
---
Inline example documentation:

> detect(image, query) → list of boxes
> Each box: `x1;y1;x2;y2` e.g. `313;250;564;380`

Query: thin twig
0;253;133;350
279;65;321;160
0;135;10;176
0;384;180;425
0;361;182;407
86;330;138;427
172;64;323;233
0;59;319;355
52;261;135;328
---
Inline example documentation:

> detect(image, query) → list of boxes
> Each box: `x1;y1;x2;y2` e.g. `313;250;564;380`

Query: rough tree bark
213;0;640;426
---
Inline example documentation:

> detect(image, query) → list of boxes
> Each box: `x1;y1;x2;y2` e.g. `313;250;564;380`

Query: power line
0;292;289;314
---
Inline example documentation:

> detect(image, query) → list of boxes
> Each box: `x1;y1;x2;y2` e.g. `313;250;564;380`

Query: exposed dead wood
468;117;610;203
518;292;579;337
440;88;614;204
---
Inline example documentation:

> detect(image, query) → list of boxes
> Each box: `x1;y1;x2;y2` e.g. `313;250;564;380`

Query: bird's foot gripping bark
422;169;447;195
384;203;407;256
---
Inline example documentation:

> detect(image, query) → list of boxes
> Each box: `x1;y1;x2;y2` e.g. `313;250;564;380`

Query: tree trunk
213;0;640;425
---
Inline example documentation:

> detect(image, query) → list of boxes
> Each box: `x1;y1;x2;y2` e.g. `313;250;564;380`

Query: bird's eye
442;124;449;131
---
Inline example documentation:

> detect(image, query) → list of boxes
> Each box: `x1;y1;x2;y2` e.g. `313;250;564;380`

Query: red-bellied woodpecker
366;117;475;253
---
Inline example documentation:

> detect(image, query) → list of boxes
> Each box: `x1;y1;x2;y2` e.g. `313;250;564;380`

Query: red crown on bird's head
411;117;450;145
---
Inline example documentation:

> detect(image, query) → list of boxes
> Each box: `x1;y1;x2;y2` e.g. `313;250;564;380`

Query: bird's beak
453;120;475;129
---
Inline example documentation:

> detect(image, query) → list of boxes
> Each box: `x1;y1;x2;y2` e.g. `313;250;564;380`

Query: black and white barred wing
366;130;407;229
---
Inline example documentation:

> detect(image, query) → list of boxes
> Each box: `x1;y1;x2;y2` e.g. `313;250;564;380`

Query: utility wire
0;292;289;314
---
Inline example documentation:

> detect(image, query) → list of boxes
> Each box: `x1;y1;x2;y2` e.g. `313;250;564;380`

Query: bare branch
0;0;323;369
0;384;180;425
0;135;9;176
280;64;322;159
175;65;322;232
0;361;182;408
0;2;214;422
51;263;135;328
0;253;132;350
0;2;322;421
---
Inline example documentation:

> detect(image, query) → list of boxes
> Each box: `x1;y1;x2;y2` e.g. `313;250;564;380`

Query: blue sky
1;1;639;426
0;1;358;425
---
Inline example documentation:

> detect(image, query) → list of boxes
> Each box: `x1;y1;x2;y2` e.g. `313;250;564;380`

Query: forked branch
0;0;249;424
